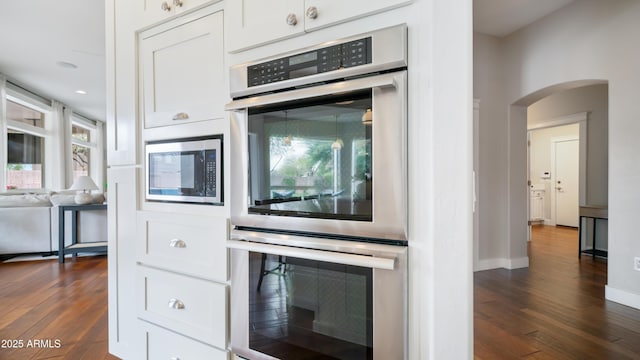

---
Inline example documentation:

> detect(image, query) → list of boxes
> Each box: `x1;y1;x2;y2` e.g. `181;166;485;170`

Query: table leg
592;218;597;260
58;207;65;263
578;216;583;258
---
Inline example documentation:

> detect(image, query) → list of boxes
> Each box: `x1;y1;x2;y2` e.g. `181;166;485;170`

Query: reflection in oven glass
249;251;373;360
247;90;373;222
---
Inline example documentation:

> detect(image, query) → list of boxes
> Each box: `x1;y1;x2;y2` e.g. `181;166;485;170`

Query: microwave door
148;150;203;200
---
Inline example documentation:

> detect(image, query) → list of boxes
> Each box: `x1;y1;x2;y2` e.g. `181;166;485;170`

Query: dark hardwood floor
3;226;640;359
475;225;640;359
0;255;117;360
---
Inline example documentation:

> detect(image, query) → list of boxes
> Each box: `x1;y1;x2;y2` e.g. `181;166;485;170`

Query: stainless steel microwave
145;136;222;205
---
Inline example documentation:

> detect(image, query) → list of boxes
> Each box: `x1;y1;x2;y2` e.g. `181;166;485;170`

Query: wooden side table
58;203;108;263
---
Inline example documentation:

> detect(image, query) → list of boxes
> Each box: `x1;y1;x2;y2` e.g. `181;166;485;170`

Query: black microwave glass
146;137;222;204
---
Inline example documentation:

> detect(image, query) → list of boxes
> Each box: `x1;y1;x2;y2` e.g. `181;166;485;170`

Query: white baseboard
474;257;529;272
605;285;640;310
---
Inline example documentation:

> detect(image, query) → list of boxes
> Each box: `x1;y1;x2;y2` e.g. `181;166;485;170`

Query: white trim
5;89;51;113
527;111;588;131
473;99;480;272
605;285;640;310
474;256;529;272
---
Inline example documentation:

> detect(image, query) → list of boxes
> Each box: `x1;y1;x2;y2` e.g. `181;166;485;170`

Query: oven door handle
227;239;396;270
225;72;400;111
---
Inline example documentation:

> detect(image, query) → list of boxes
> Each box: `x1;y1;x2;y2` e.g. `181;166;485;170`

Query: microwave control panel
247;37;372;88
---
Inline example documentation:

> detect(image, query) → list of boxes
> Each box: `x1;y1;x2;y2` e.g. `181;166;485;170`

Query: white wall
476;0;640;308
473;33;512;270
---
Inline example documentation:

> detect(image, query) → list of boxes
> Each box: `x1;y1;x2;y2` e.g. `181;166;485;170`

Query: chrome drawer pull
168;298;185;310
169;239;187;248
172;112;189;120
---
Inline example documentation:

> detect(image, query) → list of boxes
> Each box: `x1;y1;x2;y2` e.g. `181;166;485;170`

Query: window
1;80;104;192
6;100;46;190
72;125;91;180
70;116;103;188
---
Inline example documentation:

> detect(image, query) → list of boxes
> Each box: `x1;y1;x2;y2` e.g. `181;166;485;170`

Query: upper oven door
227;71;407;241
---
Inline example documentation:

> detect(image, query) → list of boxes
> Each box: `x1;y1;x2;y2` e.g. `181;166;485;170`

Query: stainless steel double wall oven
226;24;409;360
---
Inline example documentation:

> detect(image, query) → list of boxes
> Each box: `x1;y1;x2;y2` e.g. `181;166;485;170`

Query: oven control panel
247;37;372;88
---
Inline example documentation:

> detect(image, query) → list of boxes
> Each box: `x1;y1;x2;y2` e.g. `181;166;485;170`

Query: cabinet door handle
172;112;189;120
161;1;171;11
172;0;183;8
168;298;185;309
306;6;318;19
169;239;187;248
286;13;298;26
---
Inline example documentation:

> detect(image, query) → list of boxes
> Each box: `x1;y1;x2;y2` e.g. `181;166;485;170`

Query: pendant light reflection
331;115;343;150
362;108;372;125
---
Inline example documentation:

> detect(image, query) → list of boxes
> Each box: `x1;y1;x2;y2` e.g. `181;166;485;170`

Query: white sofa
0;193;106;256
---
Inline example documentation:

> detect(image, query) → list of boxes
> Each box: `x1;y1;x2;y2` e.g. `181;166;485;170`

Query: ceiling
474;0;576;37
0;1;576;124
0;0;105;122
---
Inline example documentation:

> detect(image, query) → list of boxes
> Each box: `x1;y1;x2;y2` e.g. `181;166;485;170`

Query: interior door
554;139;579;227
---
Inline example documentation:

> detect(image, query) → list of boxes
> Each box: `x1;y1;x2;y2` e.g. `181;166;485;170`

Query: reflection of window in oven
248;93;372;216
248;251;373;360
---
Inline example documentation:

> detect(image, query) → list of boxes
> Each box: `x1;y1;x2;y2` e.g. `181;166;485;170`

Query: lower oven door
228;231;407;360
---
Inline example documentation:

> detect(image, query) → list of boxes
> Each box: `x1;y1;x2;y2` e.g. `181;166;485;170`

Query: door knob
286;13;298;26
306;6;318;19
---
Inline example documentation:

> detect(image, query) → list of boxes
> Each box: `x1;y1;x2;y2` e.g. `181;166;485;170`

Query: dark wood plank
475;225;640;359
0;255;118;360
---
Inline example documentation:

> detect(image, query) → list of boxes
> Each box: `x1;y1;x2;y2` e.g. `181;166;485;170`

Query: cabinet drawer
142;321;229;359
137;266;227;349
137;212;228;282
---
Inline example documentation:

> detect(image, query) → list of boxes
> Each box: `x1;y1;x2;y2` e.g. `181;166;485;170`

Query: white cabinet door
137;266;228;349
141;10;225;128
106;0;141;166
227;0;411;52
226;0;303;52
142;322;229;360
137;211;228;282
107;166;144;359
303;0;411;31
142;0;214;28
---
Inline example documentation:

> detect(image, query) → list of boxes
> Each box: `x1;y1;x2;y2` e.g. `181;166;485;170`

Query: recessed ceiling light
57;61;78;69
75;90;87;95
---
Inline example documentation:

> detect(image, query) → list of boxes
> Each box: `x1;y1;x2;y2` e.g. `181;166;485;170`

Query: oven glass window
247;90;372;221
249;251;373;359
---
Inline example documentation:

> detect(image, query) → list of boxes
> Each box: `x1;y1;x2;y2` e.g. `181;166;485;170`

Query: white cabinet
137;212;228;282
107;166;143;359
106;0;141;166
141;321;229;360
136;210;229;355
227;0;411;52
140;8;225;128
142;0;213;27
137;265;228;349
